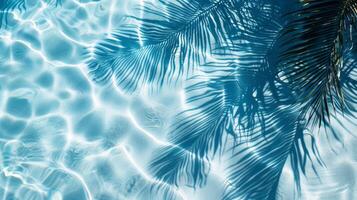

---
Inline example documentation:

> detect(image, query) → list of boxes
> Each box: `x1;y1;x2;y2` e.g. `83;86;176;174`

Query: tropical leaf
342;60;357;111
278;0;357;126
87;0;251;92
322;52;357;139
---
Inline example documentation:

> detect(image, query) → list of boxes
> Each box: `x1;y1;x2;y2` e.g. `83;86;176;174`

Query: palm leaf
87;0;250;92
278;0;357;126
341;57;357;114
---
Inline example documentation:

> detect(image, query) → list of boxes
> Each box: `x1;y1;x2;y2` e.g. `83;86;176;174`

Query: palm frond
87;0;250;92
278;0;357;126
339;52;357;114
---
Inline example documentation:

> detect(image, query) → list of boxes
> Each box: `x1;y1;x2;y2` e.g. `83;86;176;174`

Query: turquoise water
0;0;356;200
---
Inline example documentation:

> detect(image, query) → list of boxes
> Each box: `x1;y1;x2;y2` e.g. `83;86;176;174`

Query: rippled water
0;0;356;200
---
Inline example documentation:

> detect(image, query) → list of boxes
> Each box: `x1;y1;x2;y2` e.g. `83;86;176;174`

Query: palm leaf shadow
0;0;62;28
146;2;323;199
146;0;357;199
146;0;273;189
85;0;357;199
225;1;357;199
87;0;250;92
0;0;26;28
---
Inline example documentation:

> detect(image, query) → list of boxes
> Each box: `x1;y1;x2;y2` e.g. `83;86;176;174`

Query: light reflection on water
0;0;356;200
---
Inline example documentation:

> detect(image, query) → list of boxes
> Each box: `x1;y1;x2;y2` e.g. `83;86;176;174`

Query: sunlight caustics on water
0;0;357;200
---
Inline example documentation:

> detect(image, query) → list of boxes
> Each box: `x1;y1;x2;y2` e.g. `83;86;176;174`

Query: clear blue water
0;0;356;200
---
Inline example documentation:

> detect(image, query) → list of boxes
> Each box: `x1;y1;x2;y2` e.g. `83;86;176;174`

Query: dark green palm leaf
339;49;357;114
278;0;357;126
